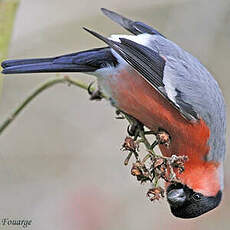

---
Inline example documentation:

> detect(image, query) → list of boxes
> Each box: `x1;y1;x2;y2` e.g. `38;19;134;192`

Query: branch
0;76;105;135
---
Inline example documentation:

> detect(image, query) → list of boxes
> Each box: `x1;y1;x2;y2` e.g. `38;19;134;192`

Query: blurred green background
0;0;229;229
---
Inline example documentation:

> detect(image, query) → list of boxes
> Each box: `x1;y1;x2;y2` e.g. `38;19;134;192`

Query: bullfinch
1;8;226;219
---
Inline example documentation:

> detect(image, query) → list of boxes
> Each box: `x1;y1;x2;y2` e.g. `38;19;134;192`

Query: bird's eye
192;193;202;200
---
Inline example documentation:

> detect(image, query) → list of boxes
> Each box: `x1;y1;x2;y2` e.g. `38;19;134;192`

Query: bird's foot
127;119;144;140
115;110;125;119
88;82;103;100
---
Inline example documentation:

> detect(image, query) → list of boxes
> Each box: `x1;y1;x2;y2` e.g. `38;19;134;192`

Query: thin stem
150;140;159;150
124;152;132;166
138;130;151;149
0;76;106;135
144;131;156;135
154;177;159;187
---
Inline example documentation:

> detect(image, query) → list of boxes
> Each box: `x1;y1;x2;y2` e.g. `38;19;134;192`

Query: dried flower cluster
119;113;188;202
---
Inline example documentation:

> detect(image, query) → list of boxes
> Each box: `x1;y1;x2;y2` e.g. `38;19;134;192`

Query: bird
1;8;226;219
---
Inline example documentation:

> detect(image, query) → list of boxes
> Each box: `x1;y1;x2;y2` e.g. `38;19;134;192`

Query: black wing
84;28;196;121
101;8;165;37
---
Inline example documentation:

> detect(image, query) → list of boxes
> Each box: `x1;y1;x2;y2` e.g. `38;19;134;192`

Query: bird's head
166;182;222;218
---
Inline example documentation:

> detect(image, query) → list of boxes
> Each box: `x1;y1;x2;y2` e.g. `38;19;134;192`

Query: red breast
107;67;220;196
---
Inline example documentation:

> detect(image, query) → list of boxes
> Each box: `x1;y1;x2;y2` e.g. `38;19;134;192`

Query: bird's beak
167;188;186;207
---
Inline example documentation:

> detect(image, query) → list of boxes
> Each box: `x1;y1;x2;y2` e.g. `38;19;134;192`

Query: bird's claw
127;121;144;140
88;82;103;100
115;110;125;119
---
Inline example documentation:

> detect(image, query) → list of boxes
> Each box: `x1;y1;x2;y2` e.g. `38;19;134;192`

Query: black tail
1;47;118;74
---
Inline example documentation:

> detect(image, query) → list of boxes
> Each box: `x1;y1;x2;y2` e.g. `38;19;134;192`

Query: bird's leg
126;117;144;140
87;81;103;100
